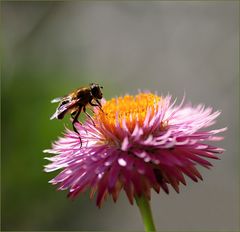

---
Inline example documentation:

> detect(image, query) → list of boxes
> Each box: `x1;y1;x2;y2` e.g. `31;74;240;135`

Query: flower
44;92;226;207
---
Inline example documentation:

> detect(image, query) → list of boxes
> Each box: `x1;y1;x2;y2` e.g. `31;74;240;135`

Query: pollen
96;93;164;134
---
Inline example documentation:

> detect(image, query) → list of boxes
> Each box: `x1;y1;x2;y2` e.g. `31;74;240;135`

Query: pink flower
44;92;226;207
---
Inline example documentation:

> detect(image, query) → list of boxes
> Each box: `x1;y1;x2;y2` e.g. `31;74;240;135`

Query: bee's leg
95;99;104;112
71;111;82;125
89;99;104;113
95;99;102;107
72;108;82;147
83;106;95;126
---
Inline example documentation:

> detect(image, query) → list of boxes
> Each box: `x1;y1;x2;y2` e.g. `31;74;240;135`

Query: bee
50;83;103;146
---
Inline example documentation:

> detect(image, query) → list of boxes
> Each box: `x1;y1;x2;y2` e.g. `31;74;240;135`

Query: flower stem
135;196;156;232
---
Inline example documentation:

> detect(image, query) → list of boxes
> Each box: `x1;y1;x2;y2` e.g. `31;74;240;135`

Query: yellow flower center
96;93;166;134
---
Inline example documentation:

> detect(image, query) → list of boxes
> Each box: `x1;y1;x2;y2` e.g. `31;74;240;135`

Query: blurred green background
1;1;239;231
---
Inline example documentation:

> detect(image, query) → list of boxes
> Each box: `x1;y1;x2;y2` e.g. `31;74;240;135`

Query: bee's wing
51;97;63;103
50;111;60;120
50;98;79;120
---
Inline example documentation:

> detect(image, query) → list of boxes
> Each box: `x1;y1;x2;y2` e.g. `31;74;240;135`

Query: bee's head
90;83;103;99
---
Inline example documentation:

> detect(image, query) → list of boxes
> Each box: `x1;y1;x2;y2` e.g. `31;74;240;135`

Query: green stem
135;196;156;232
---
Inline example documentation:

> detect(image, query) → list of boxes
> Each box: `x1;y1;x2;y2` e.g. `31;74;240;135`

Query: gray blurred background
1;1;239;231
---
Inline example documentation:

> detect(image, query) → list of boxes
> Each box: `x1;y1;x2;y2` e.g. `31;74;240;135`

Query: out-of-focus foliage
1;1;239;231
1;4;113;230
